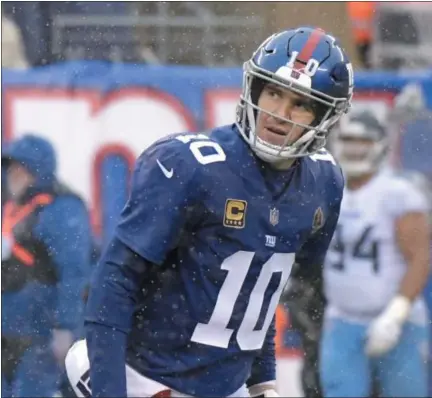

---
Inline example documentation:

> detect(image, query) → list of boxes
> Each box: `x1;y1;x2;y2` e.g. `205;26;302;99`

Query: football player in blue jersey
65;26;354;398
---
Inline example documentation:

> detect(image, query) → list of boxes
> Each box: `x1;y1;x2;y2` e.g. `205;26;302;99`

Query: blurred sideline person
1;134;91;397
320;112;431;397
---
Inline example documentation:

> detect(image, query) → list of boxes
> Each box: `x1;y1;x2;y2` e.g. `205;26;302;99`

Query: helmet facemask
236;60;351;163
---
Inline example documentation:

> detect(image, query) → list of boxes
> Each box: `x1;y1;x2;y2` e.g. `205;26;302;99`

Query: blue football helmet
236;26;354;162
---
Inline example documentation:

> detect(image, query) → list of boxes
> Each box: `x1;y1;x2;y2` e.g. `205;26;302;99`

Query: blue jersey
86;124;343;397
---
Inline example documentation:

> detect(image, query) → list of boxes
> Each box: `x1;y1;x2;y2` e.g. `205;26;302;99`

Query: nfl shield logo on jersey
269;207;279;226
312;207;325;233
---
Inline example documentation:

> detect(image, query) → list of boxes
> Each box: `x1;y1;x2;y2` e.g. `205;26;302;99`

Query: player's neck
346;173;375;191
271;158;297;170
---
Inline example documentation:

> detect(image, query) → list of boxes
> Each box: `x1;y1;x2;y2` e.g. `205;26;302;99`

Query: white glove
365;296;411;357
248;381;279;397
261;390;279;397
51;329;74;365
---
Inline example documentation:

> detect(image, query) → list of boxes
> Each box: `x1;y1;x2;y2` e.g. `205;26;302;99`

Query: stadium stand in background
2;2;357;67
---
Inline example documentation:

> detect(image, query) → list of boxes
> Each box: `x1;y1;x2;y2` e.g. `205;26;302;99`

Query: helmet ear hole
311;103;330;127
250;78;266;106
250;77;267;121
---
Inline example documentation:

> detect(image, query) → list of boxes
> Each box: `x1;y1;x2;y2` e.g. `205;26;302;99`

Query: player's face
337;136;374;162
6;162;34;198
255;83;316;147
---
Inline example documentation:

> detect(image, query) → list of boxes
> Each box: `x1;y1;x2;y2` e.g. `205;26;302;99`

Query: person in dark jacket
1;134;91;397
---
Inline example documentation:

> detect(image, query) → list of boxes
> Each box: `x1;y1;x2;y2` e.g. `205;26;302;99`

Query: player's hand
263;390;279;397
249;382;279;397
365;313;402;356
250;389;279;398
365;296;410;357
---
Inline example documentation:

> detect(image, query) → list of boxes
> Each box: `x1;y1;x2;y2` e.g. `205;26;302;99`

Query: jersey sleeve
295;165;344;267
115;138;201;265
85;137;202;398
385;178;430;218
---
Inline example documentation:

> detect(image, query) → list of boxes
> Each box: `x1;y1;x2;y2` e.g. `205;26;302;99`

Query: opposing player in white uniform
320;111;431;397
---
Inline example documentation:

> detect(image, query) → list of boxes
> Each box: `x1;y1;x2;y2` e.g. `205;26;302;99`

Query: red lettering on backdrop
4;87;196;234
205;89;240;128
353;90;396;103
3;88;100;141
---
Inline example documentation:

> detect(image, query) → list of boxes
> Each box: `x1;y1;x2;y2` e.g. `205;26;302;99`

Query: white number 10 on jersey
191;251;295;351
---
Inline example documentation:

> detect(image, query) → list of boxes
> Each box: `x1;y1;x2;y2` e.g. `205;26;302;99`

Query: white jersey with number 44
324;170;429;325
